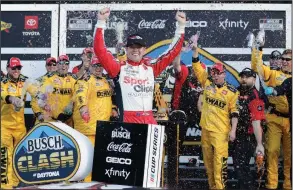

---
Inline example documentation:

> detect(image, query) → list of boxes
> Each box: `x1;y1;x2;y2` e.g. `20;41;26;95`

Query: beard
240;83;253;91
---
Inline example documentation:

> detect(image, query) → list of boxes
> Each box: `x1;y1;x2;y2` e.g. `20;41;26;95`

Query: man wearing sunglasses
37;55;77;126
31;57;57;125
251;34;292;189
1;57;38;188
72;47;93;79
192;51;239;189
73;56;113;182
94;8;185;124
269;50;282;70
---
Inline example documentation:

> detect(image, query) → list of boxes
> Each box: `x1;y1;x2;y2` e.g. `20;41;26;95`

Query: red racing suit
93;22;184;124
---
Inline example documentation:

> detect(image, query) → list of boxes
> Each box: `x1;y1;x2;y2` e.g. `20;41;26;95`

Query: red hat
57;55;69;63
201;63;206;70
82;47;93;54
7;57;22;68
211;62;225;72
91;56;100;65
46;57;57;64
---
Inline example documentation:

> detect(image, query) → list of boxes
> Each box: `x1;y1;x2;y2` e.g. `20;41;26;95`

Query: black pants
232;134;256;189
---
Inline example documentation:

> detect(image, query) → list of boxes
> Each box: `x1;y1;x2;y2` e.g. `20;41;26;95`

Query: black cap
239;68;256;78
126;34;146;47
270;50;281;60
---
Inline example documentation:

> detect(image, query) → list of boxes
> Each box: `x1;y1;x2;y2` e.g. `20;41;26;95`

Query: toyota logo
26;19;36;26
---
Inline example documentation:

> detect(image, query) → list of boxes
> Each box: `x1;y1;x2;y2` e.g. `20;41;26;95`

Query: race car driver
251;32;292;189
73;56;112;182
1;57;38;188
31;57;57;125
192;48;239;189
93;7;186;124
72;47;93;79
37;55;77;126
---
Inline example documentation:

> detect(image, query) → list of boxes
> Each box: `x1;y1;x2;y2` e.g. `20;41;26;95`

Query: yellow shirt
73;75;112;135
251;48;291;114
1;75;38;129
192;61;239;134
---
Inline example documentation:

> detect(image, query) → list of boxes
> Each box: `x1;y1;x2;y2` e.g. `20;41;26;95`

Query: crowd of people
1;8;292;189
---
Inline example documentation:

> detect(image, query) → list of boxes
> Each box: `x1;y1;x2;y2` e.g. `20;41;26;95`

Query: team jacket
73;75;112;135
192;60;239;134
237;87;265;135
30;72;51;117
1;75;38;129
93;22;184;123
38;72;77;120
251;48;291;114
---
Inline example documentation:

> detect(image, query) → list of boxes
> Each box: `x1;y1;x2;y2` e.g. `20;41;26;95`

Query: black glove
57;113;72;122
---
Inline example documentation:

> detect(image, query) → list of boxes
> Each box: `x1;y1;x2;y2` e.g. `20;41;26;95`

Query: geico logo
106;157;132;165
186;127;201;137
205;96;226;109
150;127;159;182
27;135;63;154
97;90;112;97
124;76;148;86
134;85;153;93
16;150;74;172
1;147;8;184
53;87;72;95
185;20;207;28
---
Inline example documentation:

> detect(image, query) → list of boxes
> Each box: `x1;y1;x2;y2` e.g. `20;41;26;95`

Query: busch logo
106;16;128;30
138;19;166;29
112;127;131;139
107;142;132;153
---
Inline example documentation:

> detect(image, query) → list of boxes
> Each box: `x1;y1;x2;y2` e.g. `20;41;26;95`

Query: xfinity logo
219;19;249;30
111;126;131;139
106;156;132;165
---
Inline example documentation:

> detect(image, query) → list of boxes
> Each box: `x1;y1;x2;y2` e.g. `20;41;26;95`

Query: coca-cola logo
138;19;167;29
107;142;132;153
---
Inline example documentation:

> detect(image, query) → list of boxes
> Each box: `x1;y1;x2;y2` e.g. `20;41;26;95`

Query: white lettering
105;167;130;180
107;142;132;153
186;127;201;137
106;157;132;165
22;31;40;36
111;127;131;139
138;19;166;29
219;19;249;30
36;171;60;179
27;136;63;154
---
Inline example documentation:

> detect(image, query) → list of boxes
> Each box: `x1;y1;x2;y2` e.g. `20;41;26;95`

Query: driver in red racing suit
94;8;186;124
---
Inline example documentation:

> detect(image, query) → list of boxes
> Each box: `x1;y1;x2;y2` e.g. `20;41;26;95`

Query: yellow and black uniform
1;74;37;188
73;74;112;182
73;75;112;145
251;48;291;189
192;59;239;189
38;72;77;126
30;73;50;125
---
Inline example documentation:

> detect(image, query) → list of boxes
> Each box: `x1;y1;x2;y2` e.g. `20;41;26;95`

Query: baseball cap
239;68;256;78
7;57;23;68
211;62;225;72
269;50;281;60
46;57;57;64
57;55;70;63
82;47;93;54
91;56;101;65
126;34;146;47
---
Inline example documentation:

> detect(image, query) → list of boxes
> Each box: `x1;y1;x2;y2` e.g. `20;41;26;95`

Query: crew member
192;47;239;189
233;68;265;189
251;33;292;189
1;57;38;188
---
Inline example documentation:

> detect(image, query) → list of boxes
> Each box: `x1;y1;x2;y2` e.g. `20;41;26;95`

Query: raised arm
150;11;186;78
93;8;120;78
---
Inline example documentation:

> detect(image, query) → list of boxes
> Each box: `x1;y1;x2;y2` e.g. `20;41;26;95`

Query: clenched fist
98;7;110;21
175;11;186;26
